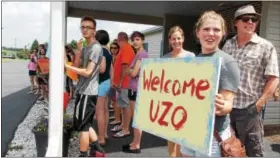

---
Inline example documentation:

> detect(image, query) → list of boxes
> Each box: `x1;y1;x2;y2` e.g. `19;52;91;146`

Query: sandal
112;131;130;138
109;116;115;120
110;120;121;125
123;147;141;154
110;125;122;132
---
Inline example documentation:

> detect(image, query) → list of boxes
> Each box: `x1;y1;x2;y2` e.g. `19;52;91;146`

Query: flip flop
110;125;122;132
112;131;130;138
110;120;121;125
109;116;115;120
123;147;141;154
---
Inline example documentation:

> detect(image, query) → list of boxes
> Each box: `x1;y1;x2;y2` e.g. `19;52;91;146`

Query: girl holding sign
180;11;241;157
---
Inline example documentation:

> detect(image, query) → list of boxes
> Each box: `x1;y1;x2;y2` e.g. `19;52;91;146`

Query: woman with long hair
108;42;122;126
95;30;113;145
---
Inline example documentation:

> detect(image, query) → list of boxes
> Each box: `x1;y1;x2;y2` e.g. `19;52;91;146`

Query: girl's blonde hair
168;26;184;39
195;11;227;35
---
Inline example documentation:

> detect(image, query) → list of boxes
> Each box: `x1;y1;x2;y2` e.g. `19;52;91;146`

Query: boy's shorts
73;94;97;131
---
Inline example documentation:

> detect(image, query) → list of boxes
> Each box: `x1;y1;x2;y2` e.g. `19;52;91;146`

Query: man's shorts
73;94;97;132
116;89;129;108
98;79;111;97
180;125;231;157
128;89;137;101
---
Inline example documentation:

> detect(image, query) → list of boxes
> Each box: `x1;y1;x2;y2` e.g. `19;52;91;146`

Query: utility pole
14;38;17;49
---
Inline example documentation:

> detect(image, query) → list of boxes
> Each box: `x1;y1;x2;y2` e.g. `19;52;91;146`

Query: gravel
5;100;48;157
5;99;79;157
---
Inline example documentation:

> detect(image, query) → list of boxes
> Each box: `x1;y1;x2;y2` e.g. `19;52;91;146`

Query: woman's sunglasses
110;47;118;50
239;16;259;23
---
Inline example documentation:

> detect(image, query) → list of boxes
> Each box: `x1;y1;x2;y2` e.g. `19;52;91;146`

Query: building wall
260;1;280;125
162;14;199;56
218;1;262;37
144;31;163;58
144;1;280;125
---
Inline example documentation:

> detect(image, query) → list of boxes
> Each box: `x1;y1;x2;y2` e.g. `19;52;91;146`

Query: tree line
2;39;78;59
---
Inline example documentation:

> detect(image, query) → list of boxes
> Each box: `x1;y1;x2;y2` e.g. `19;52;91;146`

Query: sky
2;2;158;49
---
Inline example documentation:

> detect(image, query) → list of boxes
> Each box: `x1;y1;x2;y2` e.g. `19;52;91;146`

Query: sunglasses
110;47;118;50
239;16;259;23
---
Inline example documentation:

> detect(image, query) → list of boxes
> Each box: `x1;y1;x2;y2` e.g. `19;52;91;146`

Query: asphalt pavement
1;60;38;156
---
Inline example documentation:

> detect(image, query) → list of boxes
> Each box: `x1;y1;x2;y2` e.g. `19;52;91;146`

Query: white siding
144;31;163;58
262;2;280;125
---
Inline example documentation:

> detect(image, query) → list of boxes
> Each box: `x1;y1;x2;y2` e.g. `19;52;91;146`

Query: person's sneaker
90;142;106;157
78;154;88;157
90;150;106;157
28;90;34;94
38;96;44;101
34;90;39;95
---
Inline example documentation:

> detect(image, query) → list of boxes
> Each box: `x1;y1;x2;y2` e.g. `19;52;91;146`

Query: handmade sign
133;56;221;156
66;62;78;81
37;58;49;74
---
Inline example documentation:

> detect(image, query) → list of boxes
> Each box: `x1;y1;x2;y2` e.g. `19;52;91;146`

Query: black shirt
99;48;112;83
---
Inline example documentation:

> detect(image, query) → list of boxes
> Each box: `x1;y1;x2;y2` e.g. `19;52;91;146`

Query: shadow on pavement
1;87;38;157
92;110;168;154
271;144;280;154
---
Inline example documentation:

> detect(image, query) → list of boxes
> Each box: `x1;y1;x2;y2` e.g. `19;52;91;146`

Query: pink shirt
28;55;37;71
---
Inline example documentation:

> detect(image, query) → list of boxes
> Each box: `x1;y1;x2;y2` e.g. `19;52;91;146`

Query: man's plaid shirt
222;34;279;109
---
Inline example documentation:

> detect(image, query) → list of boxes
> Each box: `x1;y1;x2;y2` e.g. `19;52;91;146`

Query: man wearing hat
223;5;279;156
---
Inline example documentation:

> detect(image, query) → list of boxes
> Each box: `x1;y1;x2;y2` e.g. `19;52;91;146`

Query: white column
45;1;65;157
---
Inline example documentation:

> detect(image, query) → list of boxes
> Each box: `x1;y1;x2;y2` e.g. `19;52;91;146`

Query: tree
17;50;28;59
30;39;39;51
70;40;77;49
2;51;7;56
44;42;48;50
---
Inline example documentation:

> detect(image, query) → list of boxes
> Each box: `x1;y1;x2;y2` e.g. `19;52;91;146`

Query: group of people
26;4;279;157
27;44;49;105
63;14;150;156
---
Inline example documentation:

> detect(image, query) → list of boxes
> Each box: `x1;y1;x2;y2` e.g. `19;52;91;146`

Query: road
2;60;30;97
1;60;38;156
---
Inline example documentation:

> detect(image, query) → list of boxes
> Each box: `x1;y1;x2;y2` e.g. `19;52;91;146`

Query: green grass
2;49;17;55
7;143;23;151
2;58;27;63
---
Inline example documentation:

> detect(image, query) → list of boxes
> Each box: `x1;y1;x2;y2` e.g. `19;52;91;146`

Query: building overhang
66;1;252;25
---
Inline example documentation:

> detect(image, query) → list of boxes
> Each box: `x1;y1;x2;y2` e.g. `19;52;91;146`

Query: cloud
2;2;50;48
2;2;158;49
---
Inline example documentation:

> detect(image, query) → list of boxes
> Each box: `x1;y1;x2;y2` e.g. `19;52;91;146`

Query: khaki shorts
116;88;129;108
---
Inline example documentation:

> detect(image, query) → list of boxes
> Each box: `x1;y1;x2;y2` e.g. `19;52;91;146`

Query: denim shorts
180;125;231;157
98;79;111;97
